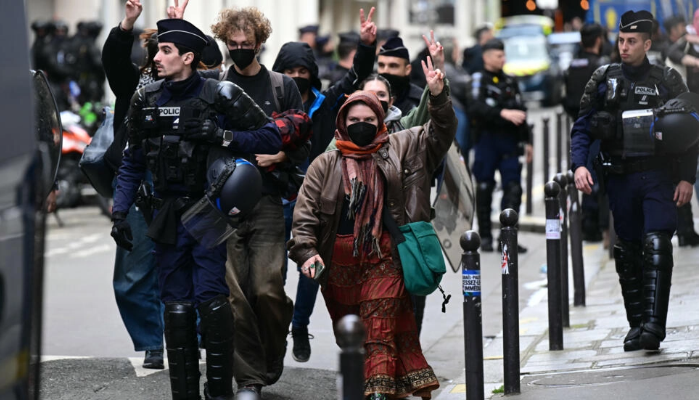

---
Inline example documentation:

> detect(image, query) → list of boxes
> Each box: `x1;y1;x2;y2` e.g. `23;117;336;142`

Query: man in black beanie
377;36;424;115
571;10;695;352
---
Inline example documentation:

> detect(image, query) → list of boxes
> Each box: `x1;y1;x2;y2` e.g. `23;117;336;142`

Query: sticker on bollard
501;244;510;275
463;270;481;296
546;219;561;240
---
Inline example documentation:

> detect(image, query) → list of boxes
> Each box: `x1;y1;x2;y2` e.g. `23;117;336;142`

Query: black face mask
292;77;311;95
380;73;410;96
229;48;256;69
347;122;378;147
380;100;389;114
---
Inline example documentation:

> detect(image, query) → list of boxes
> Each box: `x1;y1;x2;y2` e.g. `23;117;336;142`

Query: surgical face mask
229;48;256;69
347;122;378;147
380;100;389;114
292;77;311;95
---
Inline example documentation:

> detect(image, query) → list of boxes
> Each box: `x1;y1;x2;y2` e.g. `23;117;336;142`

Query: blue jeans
113;176;164;351
284;200;319;328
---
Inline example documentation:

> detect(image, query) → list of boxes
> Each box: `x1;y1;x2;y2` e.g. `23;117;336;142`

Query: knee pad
613;239;643;277
643;232;673;272
502;181;523;211
164;302;197;347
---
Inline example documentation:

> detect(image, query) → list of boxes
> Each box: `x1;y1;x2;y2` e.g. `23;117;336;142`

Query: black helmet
207;157;262;216
181;157;261;248
652;92;699;154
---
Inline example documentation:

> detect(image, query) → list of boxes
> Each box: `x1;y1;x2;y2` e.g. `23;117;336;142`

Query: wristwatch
221;130;234;147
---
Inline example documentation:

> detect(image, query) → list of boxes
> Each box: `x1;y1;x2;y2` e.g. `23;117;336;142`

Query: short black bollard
461;231;484;400
553;173;570;328
500;209;520;395
526;124;534;215
556;113;563;173
337;315;365;400
545;182;564;350
567;170;586;306
542;118;550;186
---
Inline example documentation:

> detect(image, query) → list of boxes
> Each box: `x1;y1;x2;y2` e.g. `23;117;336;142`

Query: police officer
571;10;696;352
111;18;281;400
468;38;533;252
564;23;611;242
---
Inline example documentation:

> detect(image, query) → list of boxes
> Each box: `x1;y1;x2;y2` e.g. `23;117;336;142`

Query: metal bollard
461;231;484;400
500;210;520;395
567;170;586;307
556;113;563;173
542;118;550;187
337;315;365;400
526;124;534;215
545;182;564;350
553;173;570;328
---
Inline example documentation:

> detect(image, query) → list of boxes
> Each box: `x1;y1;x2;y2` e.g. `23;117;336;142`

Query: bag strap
268;70;285;112
382;207;406;244
382;206;451;312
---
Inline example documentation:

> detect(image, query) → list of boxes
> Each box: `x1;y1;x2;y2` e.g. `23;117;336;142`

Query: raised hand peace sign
121;0;143;31
167;0;189;19
421;55;445;97
422;30;445;74
360;7;377;45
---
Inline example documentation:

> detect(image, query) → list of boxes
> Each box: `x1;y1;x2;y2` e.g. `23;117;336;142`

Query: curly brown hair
211;7;272;47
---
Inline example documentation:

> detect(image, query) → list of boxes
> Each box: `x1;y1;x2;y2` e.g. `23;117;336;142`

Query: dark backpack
220;68;285;112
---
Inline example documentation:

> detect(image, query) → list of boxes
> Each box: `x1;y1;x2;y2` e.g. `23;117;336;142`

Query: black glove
111;211;133;251
182;118;224;144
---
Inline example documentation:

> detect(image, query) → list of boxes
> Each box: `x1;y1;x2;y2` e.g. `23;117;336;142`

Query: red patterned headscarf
334;91;389;257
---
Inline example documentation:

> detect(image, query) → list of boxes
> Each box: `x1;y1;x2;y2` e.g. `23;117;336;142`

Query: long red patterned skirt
322;232;439;399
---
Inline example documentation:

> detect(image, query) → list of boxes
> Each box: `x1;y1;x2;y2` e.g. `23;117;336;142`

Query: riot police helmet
53;20;68;36
207;157;262;217
652;92;699;154
181;157;262;249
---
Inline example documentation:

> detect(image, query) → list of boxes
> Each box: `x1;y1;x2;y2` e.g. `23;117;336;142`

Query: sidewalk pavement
435;241;699;400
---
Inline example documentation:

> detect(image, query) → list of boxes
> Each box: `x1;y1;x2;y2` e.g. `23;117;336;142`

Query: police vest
564;54;600;116
136;79;224;195
482;73;522;110
601;64;672;158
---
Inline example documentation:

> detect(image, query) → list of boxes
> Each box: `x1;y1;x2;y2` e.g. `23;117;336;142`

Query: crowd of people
31;18;106;112
35;0;698;399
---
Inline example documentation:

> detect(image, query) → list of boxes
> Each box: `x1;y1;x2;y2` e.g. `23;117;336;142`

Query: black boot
198;296;235;400
640;232;674;350
291;326;311;362
498;181;527;253
476;182;495;252
164;302;201;400
613;239;644;352
676;203;699;247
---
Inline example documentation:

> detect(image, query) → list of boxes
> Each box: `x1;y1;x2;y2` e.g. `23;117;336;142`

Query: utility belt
596;153;668;175
151;195;197;213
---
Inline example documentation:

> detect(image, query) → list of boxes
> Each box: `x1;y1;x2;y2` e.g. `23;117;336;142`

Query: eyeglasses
228;42;254;50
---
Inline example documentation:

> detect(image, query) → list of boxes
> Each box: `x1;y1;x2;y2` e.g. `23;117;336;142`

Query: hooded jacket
287;88;457;285
272;40;376;163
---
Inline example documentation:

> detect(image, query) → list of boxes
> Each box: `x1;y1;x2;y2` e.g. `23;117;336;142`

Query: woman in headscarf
288;57;456;400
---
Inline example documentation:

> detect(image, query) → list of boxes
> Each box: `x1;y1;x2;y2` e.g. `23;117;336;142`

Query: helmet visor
181;195;237;249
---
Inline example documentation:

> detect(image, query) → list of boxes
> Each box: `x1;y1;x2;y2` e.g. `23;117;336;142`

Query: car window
504;38;549;61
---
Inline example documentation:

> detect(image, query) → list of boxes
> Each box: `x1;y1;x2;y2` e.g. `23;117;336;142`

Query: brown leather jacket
287;90;457;285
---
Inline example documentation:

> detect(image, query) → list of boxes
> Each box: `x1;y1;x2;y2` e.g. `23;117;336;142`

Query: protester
211;7;305;398
288;56;455;399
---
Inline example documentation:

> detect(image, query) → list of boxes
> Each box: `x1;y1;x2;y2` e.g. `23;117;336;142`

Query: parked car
501;34;564;107
548;31;582;71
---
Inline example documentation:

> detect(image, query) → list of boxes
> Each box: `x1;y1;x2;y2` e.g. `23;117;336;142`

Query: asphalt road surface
40;105;570;399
